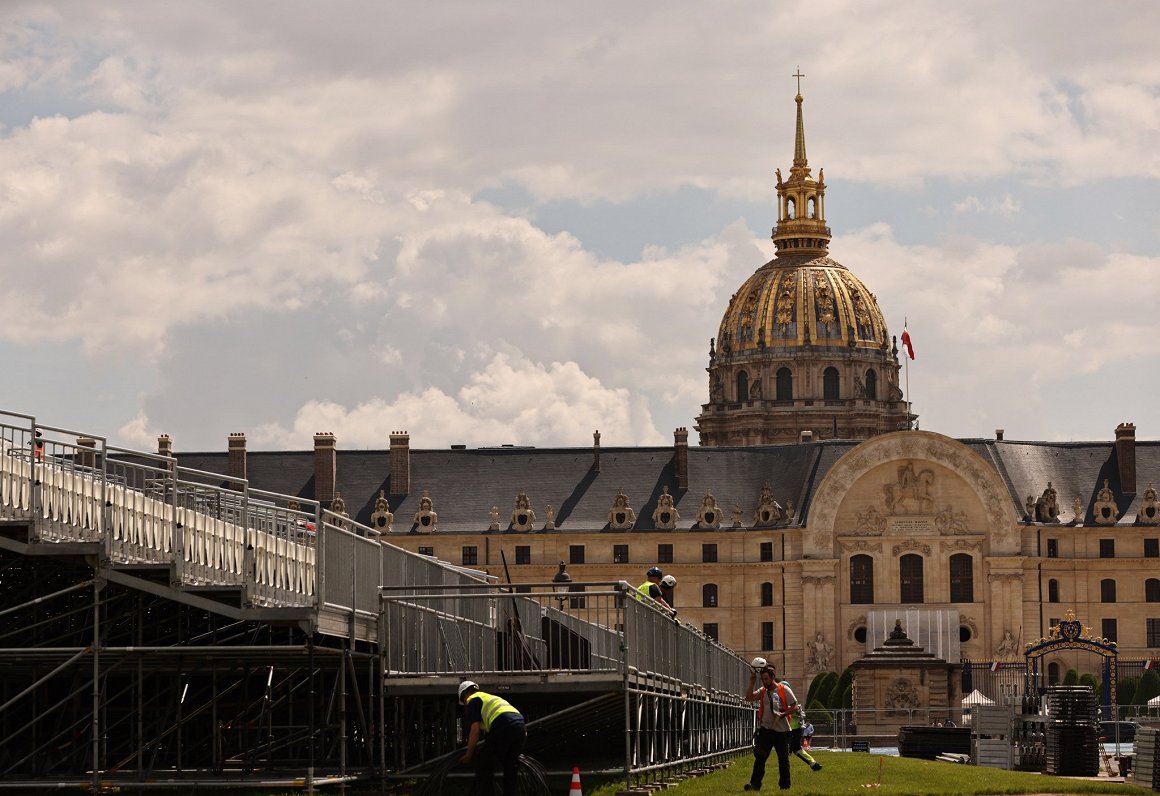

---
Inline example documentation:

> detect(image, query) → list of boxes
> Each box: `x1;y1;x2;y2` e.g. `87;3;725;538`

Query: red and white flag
990;661;1001;673
901;322;915;360
1146;660;1155;671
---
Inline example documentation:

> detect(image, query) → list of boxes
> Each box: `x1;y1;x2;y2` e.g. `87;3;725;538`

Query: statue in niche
854;375;865;398
754;483;783;526
1024;495;1036;522
607;489;637;530
1093;479;1118;525
1073;496;1085;525
750;378;762;400
696;491;722;529
488;506;501;532
370;490;394;532
785;499;795;520
652;486;680;530
731;503;745;528
544;504;555;531
1035;482;1060;523
412;490;437;533
510;491;536;532
883;462;935;515
806;632;834;674
994;629;1020;660
1138;483;1160;525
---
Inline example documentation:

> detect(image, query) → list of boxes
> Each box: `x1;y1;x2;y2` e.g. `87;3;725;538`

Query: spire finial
793;67;805;96
793;71;808;168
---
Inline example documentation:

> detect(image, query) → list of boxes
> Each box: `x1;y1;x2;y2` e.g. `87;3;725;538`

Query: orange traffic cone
569;766;583;795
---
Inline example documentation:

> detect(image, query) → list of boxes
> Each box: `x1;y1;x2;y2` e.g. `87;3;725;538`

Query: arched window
787;197;796;219
776;367;793;401
900;554;924;603
702;583;719;608
736;371;749;402
850;554;874;604
761;582;774;607
865;369;877;400
808;197;817;219
1101;579;1117;603
1048;579;1059;603
949;554;973;603
823;367;840;400
1147;578;1160;602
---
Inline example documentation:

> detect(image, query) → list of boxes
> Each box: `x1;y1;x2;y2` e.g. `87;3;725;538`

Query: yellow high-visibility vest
466;692;520;732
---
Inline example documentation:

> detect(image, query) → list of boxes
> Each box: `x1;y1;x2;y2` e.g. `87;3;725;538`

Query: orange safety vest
757;682;792;722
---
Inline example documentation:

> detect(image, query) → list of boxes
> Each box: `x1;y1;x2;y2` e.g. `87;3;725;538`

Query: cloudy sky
1;2;1158;453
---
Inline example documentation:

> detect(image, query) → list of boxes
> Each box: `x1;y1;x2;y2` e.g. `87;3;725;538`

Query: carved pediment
891;538;931;556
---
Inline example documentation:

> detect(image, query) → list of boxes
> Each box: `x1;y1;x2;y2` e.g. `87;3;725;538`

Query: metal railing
0;411;492;639
381;580;751;694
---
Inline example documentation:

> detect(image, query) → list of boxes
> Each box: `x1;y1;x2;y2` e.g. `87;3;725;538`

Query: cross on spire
793;67;804;95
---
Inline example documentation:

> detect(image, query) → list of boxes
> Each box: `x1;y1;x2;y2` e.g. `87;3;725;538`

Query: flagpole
904;317;911;430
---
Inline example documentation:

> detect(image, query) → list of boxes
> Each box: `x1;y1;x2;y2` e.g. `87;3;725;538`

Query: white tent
962;689;995;706
1148;694;1160;708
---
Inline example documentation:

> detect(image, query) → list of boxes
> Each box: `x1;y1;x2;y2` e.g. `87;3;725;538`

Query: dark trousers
474;717;527;796
750;727;792;790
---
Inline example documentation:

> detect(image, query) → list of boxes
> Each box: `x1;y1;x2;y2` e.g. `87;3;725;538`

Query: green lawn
583;752;1146;796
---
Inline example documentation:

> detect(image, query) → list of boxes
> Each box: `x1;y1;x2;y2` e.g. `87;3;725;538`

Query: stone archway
806;430;1021;559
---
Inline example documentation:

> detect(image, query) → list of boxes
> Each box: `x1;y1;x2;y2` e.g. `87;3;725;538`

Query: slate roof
165;436;1160;534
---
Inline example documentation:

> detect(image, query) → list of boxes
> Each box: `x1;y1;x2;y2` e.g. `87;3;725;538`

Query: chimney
1115;422;1137;495
157;434;173;458
227;432;247;485
389;431;410;496
77;436;98;469
800;430;814;443
593;429;601;473
314;432;337;504
674;427;689;490
995;429;1004;441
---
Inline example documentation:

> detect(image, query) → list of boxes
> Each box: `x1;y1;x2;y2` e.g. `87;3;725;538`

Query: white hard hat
458;680;478;701
661;575;677;587
751;656;767;670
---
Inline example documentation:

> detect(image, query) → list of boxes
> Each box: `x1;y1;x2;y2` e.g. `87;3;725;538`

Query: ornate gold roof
716;256;889;353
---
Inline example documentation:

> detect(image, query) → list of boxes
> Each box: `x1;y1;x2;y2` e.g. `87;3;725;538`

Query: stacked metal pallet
1129;727;1160;790
1044;686;1099;776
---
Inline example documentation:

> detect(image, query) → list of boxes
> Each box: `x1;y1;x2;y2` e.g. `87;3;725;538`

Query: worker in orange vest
744;659;797;791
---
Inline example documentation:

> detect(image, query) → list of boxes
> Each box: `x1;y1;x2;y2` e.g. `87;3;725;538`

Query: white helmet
661;575;677;587
458;680;478;701
751;656;767;670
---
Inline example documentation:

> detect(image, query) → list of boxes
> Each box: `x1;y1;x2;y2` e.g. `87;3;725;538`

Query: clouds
0;2;1158;450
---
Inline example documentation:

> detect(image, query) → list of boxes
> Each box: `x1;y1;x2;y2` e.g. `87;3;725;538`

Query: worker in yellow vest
637;567;675;614
458;680;526;795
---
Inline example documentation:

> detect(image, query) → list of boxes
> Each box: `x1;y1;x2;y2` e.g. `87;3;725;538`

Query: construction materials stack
1129;727;1160;790
1043;686;1099;776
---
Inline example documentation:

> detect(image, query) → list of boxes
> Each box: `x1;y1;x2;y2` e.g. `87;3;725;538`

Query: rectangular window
418;546;434;557
569;545;585;565
1102;618;1117;643
703;623;719;641
613;544;629;564
1146;539;1160;558
1148;618;1160;648
1101;579;1117;603
657;544;674;564
761;621;775;650
760;542;774;562
514;545;531;565
1046;538;1058;558
569;585;587;610
702;543;718;563
462;546;478;566
949;554;974;603
899;555;924;604
1100;539;1115;558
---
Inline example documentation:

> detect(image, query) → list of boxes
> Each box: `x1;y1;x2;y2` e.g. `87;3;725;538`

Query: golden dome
695;80;912;447
716;255;889;354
